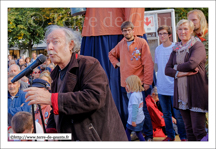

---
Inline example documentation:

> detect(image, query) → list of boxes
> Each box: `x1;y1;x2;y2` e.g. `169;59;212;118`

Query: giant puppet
80;8;156;140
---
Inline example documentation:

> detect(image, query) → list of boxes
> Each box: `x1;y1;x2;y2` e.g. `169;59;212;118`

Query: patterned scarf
173;36;199;52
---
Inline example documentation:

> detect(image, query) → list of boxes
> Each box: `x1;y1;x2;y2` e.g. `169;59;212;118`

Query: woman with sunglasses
32;68;41;80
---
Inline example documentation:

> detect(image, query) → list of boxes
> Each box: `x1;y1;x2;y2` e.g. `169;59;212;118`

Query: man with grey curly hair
45;25;81;53
24;25;127;141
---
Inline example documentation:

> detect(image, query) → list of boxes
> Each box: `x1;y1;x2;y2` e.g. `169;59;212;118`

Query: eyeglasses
122;28;132;33
158;33;168;36
33;71;41;74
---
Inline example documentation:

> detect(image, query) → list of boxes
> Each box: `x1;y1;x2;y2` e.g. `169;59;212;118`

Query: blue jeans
121;87;153;140
158;94;187;140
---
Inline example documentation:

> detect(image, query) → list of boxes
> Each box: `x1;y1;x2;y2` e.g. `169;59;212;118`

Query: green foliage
145;8;208;24
8;8;46;56
40;8;84;31
203;33;208;77
8;8;84;57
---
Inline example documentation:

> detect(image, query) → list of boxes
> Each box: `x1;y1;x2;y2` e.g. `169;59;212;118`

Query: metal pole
29;75;36;134
38;104;46;133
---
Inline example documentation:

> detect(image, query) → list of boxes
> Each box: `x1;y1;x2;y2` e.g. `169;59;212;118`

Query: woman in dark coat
165;19;208;141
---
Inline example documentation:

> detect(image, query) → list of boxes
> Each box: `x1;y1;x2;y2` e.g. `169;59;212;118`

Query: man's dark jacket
47;53;127;141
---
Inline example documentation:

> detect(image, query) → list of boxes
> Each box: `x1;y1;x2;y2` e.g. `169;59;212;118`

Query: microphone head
37;54;47;64
10;54;47;83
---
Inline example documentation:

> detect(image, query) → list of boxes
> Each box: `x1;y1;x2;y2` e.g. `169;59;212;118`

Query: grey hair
176;19;194;32
33;67;40;72
8;73;21;83
151;86;158;95
9;64;20;72
45;25;81;53
9;59;16;64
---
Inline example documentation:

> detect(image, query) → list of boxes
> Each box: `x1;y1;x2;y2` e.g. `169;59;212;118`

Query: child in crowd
125;75;145;141
145;86;166;137
145;86;178;138
9;111;44;141
11;111;43;134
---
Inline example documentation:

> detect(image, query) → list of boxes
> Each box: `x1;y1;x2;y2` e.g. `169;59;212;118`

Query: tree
8;8;84;57
8;8;45;57
40;8;84;31
145;8;208;25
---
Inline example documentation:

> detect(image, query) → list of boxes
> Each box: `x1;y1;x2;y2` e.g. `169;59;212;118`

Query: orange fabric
109;36;153;87
124;8;145;36
35;105;52;128
82;8;145;36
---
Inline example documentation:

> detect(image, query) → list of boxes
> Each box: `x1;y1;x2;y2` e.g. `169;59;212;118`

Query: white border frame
1;1;215;149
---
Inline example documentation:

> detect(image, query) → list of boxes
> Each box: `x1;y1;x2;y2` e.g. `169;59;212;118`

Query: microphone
11;54;47;83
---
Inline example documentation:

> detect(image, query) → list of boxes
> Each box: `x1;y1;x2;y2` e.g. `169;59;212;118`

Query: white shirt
155;43;175;96
35;121;44;133
34;121;44;141
127;92;145;125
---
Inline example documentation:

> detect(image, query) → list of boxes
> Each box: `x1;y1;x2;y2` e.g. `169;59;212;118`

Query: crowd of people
8;52;56;139
7;9;208;142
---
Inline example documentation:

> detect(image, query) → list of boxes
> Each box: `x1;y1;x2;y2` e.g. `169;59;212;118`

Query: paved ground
153;135;181;141
133;135;181;141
